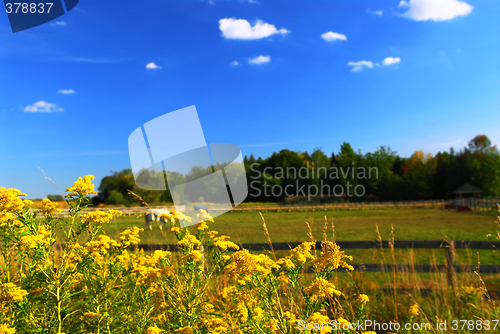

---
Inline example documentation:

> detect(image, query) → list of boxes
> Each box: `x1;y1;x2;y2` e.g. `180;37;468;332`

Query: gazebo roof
452;183;482;194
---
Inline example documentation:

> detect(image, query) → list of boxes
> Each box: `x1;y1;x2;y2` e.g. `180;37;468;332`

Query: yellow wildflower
359;293;369;305
336;317;354;330
19;225;53;250
195;221;208;230
36;199;63;218
80;210;122;224
201;303;214;312
0;283;28;302
208;230;218;238
80;312;100;321
283;311;296;322
170;226;181;233
85;235;119;255
409;304;419;317
312;241;353;272
160;211;192;225
175;327;192;334
225;249;279;283
178;234;201;248
362;332;377;334
65;175;97;198
236;302;248;323
0;187;27;213
0;211;15;227
304;277;341;302
183;250;203;262
263;319;278;332
213;235;239;251
0;323;15;334
120;226;143;247
197;209;214;223
146;325;163;334
254;307;265;321
205;318;229;333
308;312;332;333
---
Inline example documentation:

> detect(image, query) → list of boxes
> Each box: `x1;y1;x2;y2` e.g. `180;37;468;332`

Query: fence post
445;240;458;291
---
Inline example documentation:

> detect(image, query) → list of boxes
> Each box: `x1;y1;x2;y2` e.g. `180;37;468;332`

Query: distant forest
89;135;500;205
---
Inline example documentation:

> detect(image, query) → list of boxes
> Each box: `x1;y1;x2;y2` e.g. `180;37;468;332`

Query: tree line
87;134;499;205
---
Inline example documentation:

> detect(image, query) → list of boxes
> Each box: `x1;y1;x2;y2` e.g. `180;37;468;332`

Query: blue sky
0;0;499;198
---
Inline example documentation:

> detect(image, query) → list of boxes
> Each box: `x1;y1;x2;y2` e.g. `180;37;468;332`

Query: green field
102;208;500;267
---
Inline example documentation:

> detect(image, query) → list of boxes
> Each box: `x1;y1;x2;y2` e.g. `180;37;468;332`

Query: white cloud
248;55;271;64
50;21;67;26
399;0;473;21
367;9;383;15
382;57;401;65
23;101;63;113
321;31;347;42
219;18;289;40
230;61;239;66
146;62;162;69
347;61;374;72
57;89;75;94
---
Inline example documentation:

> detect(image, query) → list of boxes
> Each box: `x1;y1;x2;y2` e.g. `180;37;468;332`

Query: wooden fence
46;198;498;218
134;239;500;290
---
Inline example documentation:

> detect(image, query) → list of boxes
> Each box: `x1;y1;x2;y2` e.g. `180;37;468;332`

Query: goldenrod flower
201;303;214;312
146;325;163;334
80;210;122;224
36;198;63;218
19;225;53;250
308;312;331;333
170;226;181;233
183;250;203;262
254;307;265;321
205;318;229;333
0;283;28;302
409;304;419;317
80;312;100;321
120;226;143;247
208;230;218;238
0;211;15;227
225;249;279;283
195;221;208;230
263;319;278;332
336;317;354;330
0;323;16;334
236;302;248;323
175;327;192;334
197;209;214;223
312;241;353;272
178;234;201;248
0;187;27;213
304;277;341;302
359;293;369;304
213;235;239;251
65;175;97;198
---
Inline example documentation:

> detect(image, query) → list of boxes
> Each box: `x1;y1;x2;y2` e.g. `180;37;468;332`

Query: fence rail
45;197;500;218
132;239;500;276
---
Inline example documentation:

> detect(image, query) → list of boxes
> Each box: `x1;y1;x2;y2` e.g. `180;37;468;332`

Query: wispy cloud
146;62;162;69
57;89;75;94
348;60;374;72
248;55;271;64
23;101;63;113
50;21;67;26
382;57;401;65
398;0;473;21
321;31;347;42
219;18;289;39
366;9;383;16
230;61;239;66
